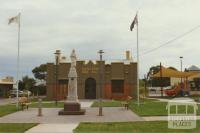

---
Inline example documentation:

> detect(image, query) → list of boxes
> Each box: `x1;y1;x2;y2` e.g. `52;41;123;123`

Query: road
0;98;17;105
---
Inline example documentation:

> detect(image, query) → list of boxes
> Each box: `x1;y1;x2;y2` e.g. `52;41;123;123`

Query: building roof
152;66;196;78
188;65;200;71
0;80;14;85
0;76;15;85
56;59;135;65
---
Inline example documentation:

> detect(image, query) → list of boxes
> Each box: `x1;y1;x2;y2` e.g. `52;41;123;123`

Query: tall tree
147;65;160;79
32;64;47;95
22;76;36;90
32;64;47;81
18;76;36;93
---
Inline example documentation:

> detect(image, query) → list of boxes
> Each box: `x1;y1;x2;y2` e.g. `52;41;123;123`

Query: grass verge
91;98;200;116
129;99;200;116
91;100;122;107
0;123;38;133
0;104;20;117
74;121;200;133
29;101;64;108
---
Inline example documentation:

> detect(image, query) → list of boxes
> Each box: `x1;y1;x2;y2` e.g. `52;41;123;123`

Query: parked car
10;90;23;97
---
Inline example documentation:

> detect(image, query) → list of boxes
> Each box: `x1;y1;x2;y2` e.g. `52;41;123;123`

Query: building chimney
60;56;67;63
126;51;131;60
54;50;61;64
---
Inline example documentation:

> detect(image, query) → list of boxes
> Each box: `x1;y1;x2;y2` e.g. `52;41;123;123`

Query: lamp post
54;50;60;106
180;56;184;96
98;50;104;116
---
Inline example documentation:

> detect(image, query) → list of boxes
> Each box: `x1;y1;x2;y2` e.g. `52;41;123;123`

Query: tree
147;65;160;79
22;76;36;90
32;64;47;81
19;76;36;93
32;64;47;95
147;65;172;87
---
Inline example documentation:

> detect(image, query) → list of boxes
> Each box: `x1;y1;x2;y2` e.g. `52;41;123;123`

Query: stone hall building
46;50;137;100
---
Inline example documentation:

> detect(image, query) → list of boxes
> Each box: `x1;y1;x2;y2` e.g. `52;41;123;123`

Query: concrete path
24;100;94;133
0;107;143;123
0;99;142;133
143;116;200;121
142;116;168;121
25;123;79;133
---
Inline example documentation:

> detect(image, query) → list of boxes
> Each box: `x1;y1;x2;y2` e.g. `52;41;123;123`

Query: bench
121;96;132;110
19;97;31;110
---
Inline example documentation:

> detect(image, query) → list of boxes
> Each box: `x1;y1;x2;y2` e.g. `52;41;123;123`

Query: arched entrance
85;78;96;99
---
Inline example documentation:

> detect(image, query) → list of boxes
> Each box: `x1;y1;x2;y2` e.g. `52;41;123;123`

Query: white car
10;90;23;97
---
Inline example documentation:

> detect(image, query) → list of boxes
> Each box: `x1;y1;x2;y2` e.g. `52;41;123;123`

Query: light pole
98;50;104;116
180;56;184;96
54;50;60;106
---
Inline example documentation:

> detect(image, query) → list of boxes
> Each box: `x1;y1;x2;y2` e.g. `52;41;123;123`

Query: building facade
46;50;137;100
187;65;200;94
0;76;14;98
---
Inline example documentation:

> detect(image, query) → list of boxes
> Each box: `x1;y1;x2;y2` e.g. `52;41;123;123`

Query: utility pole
180;56;184;96
160;62;163;97
98;50;104;116
54;50;60;106
144;74;147;97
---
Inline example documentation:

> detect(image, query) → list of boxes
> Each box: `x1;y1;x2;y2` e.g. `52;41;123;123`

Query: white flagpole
136;12;140;106
16;13;21;109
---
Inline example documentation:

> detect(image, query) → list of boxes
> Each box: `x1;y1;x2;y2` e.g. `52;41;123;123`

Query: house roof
0;80;14;85
152;66;196;78
0;77;15;85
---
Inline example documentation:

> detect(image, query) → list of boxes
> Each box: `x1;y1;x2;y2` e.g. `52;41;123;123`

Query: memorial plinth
58;102;85;115
58;49;85;115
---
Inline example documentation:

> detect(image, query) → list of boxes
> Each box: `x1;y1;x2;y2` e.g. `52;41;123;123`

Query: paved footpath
0;100;143;133
143;116;200;121
0;107;142;123
24;101;93;133
25;123;79;133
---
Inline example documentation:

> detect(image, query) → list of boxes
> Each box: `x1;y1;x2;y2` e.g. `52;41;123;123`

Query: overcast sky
0;0;200;79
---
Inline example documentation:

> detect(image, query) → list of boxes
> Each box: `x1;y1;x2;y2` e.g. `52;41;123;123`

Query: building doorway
85;78;96;99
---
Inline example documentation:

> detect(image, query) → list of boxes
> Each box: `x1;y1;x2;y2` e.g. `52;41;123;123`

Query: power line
141;25;200;56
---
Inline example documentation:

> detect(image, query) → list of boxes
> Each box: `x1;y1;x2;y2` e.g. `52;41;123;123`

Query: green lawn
29;101;64;108
129;99;168;116
0;101;64;117
0;104;20;117
129;99;200;116
191;96;200;102
74;121;200;133
0;123;38;133
91;100;122;107
29;97;51;102
91;98;200;116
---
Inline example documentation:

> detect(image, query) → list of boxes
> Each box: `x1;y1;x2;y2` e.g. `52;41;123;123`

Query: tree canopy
19;76;35;91
32;64;47;80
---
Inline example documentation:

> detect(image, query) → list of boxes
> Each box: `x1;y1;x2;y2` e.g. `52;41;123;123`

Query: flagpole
16;13;21;109
136;12;140;106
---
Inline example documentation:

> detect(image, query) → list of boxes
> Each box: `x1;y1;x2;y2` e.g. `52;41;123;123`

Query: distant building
46;50;137;100
186;65;200;72
187;65;200;94
0;76;14;97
